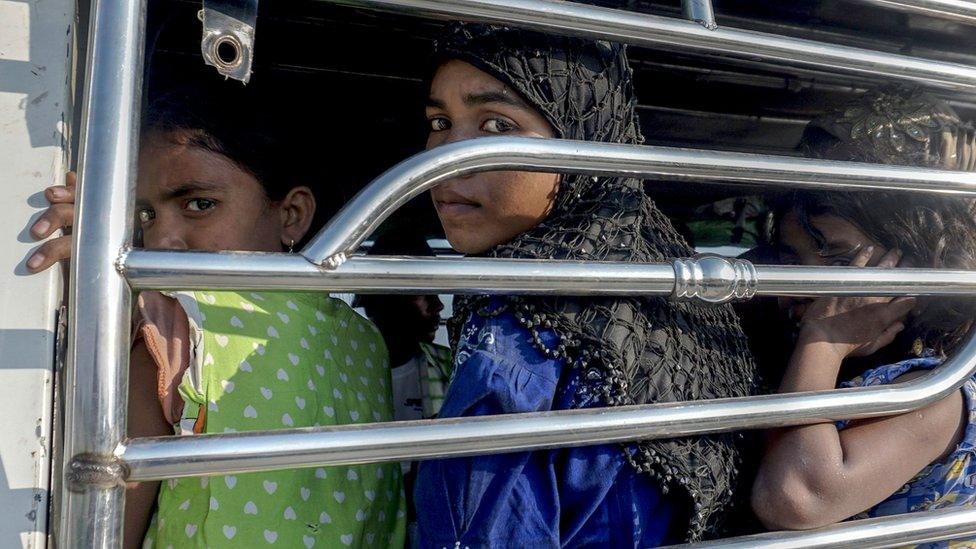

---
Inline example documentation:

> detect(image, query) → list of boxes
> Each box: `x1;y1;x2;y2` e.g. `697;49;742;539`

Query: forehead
780;210;871;248
430;59;515;98
136;132;244;197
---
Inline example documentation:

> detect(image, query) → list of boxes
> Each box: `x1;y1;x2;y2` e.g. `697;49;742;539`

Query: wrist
797;324;851;362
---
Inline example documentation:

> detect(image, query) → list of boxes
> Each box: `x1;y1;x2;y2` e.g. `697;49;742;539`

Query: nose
427;295;444;314
142;214;189;251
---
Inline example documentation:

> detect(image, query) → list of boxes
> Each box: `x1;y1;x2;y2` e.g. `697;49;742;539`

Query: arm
752;246;966;530
123;342;172;549
752;336;964;530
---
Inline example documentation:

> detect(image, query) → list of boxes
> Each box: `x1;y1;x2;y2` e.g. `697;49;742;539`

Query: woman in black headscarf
414;24;757;547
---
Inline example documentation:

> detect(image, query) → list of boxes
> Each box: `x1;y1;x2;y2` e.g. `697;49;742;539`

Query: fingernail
27;253;44;270
866;245;875;253
32;219;50;236
49;188;65;199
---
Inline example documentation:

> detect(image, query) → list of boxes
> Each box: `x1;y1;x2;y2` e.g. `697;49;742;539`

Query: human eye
185;198;217;212
428;117;451;132
482;117;517;134
137;208;155;225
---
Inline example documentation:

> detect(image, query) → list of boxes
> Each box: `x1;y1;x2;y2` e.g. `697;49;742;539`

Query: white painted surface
0;0;75;546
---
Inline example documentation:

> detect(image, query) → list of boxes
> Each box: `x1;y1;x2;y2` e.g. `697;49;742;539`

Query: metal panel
847;0;976;25
0;0;75;546
322;0;976;91
57;0;146;546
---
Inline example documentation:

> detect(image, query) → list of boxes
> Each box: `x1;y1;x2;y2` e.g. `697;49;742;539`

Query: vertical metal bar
681;0;717;30
57;0;146;546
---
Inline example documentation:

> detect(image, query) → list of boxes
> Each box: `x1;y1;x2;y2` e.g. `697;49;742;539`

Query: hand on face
797;246;916;361
426;60;560;254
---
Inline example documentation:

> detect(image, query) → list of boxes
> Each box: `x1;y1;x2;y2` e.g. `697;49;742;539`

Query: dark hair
354;230;435;313
143;86;304;202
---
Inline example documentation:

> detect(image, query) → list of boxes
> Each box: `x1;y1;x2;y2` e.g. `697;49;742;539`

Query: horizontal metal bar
679;506;976;549
847;0;976;25
322;0;976;91
121;250;976;298
300;137;976;265
119;328;976;480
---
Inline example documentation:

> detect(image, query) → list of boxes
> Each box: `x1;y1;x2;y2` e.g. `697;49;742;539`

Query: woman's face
426;60;560;254
777;210;887;322
136;131;311;252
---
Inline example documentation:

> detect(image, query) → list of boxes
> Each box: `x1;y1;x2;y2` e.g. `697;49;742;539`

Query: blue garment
415;299;675;548
839;355;976;549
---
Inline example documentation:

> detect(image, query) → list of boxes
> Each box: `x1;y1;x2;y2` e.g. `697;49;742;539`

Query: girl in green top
29;87;405;548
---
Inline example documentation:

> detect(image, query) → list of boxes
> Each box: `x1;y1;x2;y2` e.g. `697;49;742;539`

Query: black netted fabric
435;24;758;541
802;87;976;170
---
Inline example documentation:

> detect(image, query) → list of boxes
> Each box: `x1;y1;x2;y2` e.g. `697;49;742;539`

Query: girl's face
426;60;560;254
777;210;887;322
136;131;314;252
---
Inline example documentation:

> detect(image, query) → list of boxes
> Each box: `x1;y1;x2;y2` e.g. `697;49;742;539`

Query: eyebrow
426;90;531;111
137;180;224;207
819;241;863;258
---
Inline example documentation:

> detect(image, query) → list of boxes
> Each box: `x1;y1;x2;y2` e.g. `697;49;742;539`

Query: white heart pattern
359;376;369;386
350;340;358;350
323;406;335;417
204;353;215;366
264;529;278;543
210;496;219;510
287;300;299;311
355;509;366;521
295;396;306;409
315;365;326;377
300;338;310;350
304;535;316;548
250;292;265;301
214;334;229;347
332;388;342;399
315;310;326;321
241;301;255;313
319;511;332;524
301;486;311;500
307;379;317;391
240;360;253;372
308;324;318;336
364;490;376;501
281;413;294;427
263;480;278;494
267;326;280;339
277;368;289;381
225;475;237;489
221;379;235;393
244;500;258;514
340;534;354;546
284;506;297;520
230;315;244;328
178;499;190;511
346;469;359;481
288;353;300;366
222;525;237;539
253;343;266;355
315;468;327;479
277;312;290;324
333;490;346;503
243;405;258;418
202;293;216;304
208;400;219;412
349;410;360;421
185;523;198;538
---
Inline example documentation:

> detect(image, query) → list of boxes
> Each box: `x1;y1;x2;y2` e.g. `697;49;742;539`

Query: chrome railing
61;0;976;547
323;0;976;91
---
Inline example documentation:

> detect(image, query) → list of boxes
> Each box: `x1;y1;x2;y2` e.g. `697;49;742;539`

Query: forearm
753;338;850;528
124;481;160;549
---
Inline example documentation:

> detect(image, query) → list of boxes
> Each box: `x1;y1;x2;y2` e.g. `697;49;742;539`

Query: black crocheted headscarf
433;24;758;541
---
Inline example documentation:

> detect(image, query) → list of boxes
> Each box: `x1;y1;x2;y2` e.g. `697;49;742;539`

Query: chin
444;232;492;255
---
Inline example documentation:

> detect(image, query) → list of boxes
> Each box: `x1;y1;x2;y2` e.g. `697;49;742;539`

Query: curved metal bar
322;0;976;90
848;0;976;25
122;250;976;299
300;137;976;265
118;330;976;480
675;506;976;549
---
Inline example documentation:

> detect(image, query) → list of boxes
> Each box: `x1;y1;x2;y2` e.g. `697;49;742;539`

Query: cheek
484;171;559;225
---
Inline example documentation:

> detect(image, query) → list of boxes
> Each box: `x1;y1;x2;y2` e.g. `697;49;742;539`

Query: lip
432;186;480;217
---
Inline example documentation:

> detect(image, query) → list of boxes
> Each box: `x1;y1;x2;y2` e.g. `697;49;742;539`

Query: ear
278;186;317;249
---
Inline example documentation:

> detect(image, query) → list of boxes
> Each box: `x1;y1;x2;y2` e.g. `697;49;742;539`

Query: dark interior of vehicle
133;0;976;249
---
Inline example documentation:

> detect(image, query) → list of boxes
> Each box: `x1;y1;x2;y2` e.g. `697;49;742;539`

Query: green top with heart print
142;291;406;549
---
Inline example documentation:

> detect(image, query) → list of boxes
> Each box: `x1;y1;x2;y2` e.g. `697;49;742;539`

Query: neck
383;332;421;368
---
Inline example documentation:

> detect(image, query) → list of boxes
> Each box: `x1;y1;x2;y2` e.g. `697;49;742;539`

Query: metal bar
58;0;146;546
322;0;976;91
677;506;976;549
681;0;716;30
121;250;976;299
119;329;976;480
299;137;976;265
847;0;976;25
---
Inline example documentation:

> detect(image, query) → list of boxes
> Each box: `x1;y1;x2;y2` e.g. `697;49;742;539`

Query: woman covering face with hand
752;89;976;534
415;24;757;547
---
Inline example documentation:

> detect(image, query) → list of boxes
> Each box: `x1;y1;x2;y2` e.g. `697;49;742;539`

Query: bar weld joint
66;453;128;492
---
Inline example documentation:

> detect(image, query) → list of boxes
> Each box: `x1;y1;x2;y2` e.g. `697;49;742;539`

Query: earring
288;239;295;253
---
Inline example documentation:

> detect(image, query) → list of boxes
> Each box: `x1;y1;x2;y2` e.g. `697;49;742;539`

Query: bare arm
752;337;964;530
124;342;172;549
752;246;966;529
